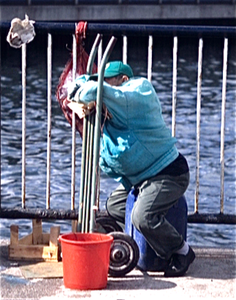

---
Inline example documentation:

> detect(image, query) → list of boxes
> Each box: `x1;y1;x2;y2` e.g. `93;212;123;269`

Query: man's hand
67;101;95;119
68;83;81;101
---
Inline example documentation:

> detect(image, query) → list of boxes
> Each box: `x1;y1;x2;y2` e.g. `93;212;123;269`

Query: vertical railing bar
147;35;153;82
46;33;52;209
220;37;228;214
195;38;203;213
123;35;128;64
21;43;27;209
172;36;178;137
71;33;77;210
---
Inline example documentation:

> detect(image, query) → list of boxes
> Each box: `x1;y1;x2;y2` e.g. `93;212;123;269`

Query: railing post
172;36;178;137
123;35;128;64
147;35;153;82
21;43;27;209
46;33;52;209
71;33;77;210
220;38;228;214
195;38;203;213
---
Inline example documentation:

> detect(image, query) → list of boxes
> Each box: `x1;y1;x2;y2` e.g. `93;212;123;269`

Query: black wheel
108;232;140;277
96;216;123;233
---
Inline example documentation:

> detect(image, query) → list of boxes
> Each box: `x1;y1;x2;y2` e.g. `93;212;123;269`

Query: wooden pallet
9;219;60;262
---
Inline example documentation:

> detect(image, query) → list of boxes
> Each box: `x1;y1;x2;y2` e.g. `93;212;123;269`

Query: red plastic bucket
59;233;113;290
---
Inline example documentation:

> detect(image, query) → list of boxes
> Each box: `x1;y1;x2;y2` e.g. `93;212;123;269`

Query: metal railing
0;22;236;225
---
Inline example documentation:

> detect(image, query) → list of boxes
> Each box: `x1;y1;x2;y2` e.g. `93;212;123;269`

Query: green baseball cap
89;61;133;80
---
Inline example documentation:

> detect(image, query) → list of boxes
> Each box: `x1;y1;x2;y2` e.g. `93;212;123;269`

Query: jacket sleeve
75;77;126;105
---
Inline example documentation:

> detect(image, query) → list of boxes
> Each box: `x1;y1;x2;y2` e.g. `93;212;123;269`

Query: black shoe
146;257;170;272
164;246;195;277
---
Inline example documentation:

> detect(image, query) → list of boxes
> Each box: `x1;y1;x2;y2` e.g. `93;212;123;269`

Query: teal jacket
73;75;179;191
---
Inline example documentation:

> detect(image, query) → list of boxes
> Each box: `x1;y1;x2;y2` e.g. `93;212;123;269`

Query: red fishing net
56;22;97;137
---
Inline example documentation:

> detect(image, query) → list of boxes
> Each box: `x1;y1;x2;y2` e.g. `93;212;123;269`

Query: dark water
1;32;236;248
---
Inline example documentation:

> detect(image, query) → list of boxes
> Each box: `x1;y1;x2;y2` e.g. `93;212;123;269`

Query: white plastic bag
6;14;35;48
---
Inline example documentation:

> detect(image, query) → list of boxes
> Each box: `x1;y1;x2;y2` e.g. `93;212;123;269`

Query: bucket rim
59;232;113;245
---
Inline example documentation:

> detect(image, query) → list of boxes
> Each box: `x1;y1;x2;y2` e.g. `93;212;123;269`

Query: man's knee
132;205;165;235
106;197;126;226
106;198;115;217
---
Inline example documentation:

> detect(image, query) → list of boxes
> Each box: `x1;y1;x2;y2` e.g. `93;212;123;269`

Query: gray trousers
106;172;190;260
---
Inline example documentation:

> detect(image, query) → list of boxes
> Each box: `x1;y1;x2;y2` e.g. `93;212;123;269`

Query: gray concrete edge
0;4;236;22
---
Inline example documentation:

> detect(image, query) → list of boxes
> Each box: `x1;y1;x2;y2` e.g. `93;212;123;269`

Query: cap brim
89;73;117;81
89;74;98;81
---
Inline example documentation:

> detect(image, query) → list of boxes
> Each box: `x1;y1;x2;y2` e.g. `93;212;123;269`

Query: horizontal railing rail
1;22;236;38
1;208;236;224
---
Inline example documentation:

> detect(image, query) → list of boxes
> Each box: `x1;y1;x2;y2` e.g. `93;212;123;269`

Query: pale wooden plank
19;233;32;245
10;225;19;245
49;227;60;247
71;220;78;233
42;233;50;244
32;219;43;245
9;245;59;262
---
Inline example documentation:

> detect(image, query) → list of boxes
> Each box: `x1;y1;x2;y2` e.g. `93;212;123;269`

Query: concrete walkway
0;239;235;299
